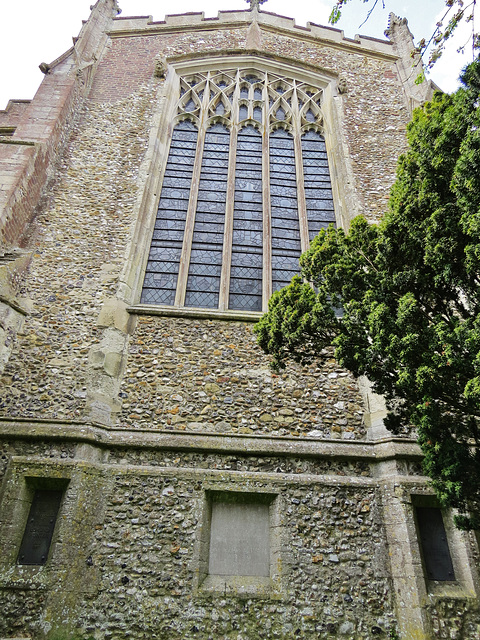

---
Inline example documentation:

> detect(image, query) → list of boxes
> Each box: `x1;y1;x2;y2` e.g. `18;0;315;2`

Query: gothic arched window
141;68;335;313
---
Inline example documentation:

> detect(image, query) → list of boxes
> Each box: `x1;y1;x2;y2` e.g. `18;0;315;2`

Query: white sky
0;0;474;110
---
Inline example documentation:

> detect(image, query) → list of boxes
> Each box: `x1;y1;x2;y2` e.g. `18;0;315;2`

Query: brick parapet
0;0;119;255
109;8;395;58
0;100;32;130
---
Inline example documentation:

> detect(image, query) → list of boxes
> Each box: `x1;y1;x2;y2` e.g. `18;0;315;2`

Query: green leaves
256;58;480;530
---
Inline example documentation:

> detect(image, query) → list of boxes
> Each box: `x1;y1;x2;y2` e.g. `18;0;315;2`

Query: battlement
0;100;31;134
110;8;395;59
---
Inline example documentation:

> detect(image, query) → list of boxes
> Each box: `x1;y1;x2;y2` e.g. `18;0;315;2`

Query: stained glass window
140;67;336;313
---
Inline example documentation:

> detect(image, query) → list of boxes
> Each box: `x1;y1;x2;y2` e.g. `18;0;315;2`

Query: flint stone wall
0;23;408;429
0;9;477;640
118;317;366;438
0;85;158;420
72;472;394;640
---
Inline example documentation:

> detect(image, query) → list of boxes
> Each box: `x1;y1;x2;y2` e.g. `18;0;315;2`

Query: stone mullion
219;72;240;311
174;76;210;307
292;82;310;254
262;75;272;311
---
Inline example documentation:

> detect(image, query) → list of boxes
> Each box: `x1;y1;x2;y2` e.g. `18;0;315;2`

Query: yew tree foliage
255;60;480;530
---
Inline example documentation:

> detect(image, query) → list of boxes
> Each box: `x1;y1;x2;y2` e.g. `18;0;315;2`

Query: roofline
109;9;396;61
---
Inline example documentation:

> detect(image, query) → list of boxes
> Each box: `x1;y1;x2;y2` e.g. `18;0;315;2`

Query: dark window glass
230;126;263;311
185;123;229;309
270;129;301;292
302;130;336;240
141;77;337;312
416;507;456;581
141;120;197;305
17;490;63;565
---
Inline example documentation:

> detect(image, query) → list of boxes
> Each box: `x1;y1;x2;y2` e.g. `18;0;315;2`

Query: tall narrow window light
270;129;300;293
230;125;263;311
141;67;336;313
141;120;197;305
184;123;230;309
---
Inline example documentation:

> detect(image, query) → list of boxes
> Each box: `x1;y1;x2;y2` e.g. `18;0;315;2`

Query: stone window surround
0;461;70;586
124;52;358;321
409;493;478;599
194;485;283;598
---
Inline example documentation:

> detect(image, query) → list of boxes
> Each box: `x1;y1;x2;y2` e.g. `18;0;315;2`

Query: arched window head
141;66;336;314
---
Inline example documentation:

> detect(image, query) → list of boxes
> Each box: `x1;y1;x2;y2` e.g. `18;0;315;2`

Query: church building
0;0;479;638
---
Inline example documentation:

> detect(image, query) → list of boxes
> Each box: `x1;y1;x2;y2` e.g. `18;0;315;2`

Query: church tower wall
0;2;479;639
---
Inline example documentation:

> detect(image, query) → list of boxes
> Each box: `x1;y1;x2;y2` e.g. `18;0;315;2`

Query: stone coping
0;418;422;461
109;9;396;60
0;138;36;146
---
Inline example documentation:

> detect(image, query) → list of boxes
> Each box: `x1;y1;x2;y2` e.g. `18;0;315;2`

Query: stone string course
107;448;372;476
0;440;76;482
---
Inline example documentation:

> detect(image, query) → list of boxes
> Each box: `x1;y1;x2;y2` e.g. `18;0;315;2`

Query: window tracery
141;67;336;313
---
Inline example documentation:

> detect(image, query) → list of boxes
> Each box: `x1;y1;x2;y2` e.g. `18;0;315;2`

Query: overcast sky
0;0;474;110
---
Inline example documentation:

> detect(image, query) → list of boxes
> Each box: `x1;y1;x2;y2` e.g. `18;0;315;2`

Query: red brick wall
89;34;166;102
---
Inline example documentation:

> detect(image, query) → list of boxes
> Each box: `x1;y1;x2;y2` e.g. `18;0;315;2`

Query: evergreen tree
255;59;480;530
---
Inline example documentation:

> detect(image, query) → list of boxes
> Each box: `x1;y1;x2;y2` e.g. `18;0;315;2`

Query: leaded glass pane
270;129;301;292
253;106;262;123
141;120;197;305
301;130;336;240
185;123;229;309
141;69;335;312
229;125;263;312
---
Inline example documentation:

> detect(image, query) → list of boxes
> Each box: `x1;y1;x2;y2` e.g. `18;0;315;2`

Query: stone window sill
127;304;262;322
0;564;47;590
199;574;280;598
426;581;476;599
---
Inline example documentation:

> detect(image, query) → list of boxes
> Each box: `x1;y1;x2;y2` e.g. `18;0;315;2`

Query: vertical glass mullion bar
140;120;197;306
185;123;229;308
270;129;301;293
229;125;263;311
302;129;336;241
262;72;272;311
219;70;240;310
292;81;310;254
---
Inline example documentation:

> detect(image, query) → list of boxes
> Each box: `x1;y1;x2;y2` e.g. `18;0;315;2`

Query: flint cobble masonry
118;317;366;438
